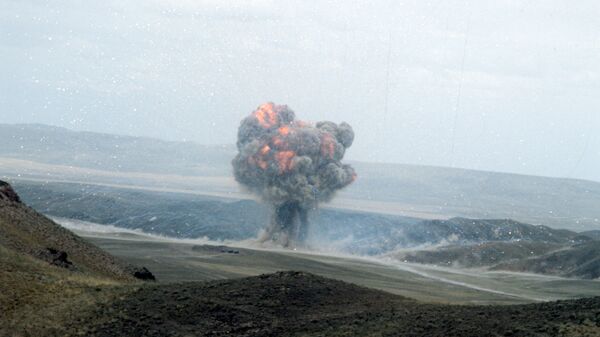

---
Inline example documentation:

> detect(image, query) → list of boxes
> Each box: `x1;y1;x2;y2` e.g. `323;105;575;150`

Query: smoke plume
232;102;356;247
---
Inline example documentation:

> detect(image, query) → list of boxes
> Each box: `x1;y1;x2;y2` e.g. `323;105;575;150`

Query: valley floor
68;220;600;305
3;219;600;337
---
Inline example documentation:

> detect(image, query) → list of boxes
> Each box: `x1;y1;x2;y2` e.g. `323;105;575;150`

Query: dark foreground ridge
74;271;600;337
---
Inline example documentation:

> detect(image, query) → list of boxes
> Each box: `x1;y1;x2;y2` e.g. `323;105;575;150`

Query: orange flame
247;144;272;170
275;151;295;173
257;159;268;170
249;156;269;170
272;126;291;150
254;103;278;128
278;126;290;136
259;144;271;156
272;135;287;150
321;133;335;159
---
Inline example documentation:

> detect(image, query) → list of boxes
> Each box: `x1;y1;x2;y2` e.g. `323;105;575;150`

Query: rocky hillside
70;272;600;337
1;180;155;335
5;268;600;336
0;181;21;202
0;180;153;281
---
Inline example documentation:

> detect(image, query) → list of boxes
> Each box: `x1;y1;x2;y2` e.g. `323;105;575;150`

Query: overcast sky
1;0;599;181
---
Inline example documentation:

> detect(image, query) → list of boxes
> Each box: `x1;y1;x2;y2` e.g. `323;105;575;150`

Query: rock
0;181;21;203
131;267;156;281
37;247;74;269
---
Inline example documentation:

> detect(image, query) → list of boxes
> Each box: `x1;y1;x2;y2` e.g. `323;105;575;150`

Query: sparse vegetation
2;181;600;337
63;272;600;337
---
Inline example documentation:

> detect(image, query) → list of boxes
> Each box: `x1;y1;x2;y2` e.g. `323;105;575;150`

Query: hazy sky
1;0;599;181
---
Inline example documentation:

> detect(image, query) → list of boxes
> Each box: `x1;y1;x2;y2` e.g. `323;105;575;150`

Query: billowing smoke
232;102;356;247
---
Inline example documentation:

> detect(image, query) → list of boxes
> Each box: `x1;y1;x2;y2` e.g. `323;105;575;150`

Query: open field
66;220;600;305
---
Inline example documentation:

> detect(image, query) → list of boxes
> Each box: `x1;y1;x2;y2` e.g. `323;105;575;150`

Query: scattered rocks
36;247;74;269
192;245;241;255
130;267;156;281
74;271;600;337
1;180;153;281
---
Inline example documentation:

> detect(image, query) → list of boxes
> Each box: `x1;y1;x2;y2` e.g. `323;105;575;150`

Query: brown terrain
1;180;599;337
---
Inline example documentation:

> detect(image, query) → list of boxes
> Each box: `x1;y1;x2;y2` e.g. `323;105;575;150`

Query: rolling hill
390;241;565;268
76;271;600;337
388;240;600;279
13;181;593;255
0;180;154;335
0;180;149;281
0;123;234;176
493;241;600;279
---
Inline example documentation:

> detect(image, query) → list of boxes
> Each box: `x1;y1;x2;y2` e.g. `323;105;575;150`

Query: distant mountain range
2;123;600;230
0;123;234;176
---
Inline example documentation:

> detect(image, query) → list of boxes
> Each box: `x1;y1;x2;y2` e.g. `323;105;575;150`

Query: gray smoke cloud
232;102;356;247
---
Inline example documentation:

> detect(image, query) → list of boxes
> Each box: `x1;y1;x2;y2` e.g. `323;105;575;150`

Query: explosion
232;102;356;247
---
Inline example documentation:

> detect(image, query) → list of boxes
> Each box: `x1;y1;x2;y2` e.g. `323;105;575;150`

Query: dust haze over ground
55;217;600;301
233;103;355;247
9;178;600;282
